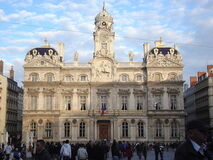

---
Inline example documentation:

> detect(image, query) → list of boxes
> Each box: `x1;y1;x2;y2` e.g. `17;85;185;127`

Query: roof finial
102;1;106;12
44;38;48;45
160;37;163;43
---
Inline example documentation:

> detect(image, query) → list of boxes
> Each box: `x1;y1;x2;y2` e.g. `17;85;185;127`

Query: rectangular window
31;75;38;82
30;95;37;110
45;95;53;110
65;96;72;110
154;94;161;110
121;96;128;110
170;95;177;110
80;96;86;110
80;76;86;81
136;96;143;110
100;95;107;109
47;76;53;82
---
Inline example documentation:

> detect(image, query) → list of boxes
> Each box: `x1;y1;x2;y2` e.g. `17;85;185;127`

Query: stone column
94;120;97;140
130;122;135;141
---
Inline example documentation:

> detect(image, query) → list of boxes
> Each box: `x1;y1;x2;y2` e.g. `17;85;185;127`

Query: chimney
57;42;64;59
0;60;3;75
174;43;178;50
207;65;213;76
10;66;14;80
190;76;197;87
143;42;150;56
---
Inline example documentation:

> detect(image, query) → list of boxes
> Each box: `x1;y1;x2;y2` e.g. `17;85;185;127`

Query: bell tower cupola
93;3;115;59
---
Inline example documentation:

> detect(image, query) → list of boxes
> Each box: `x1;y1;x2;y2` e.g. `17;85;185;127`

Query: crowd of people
0;139;180;160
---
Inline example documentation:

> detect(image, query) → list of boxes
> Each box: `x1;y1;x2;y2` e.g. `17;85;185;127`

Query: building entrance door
98;120;111;140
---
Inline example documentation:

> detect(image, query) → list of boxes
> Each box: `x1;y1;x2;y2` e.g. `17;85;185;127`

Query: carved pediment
133;89;146;95
151;88;164;94
147;56;182;67
167;88;180;94
118;89;130;95
77;89;89;94
96;89;110;94
61;89;74;95
24;58;61;68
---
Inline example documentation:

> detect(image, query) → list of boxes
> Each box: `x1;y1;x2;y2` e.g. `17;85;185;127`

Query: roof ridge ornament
102;1;106;12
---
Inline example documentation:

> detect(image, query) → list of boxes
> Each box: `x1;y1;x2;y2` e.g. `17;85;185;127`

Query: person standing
174;120;210;160
35;139;52;160
60;140;72;160
77;144;88;160
153;143;160;160
4;142;12;160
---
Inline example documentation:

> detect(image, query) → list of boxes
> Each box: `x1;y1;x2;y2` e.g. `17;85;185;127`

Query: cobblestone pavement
107;149;175;160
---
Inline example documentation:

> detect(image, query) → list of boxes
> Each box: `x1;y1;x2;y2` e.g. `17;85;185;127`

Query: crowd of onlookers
0;139;181;160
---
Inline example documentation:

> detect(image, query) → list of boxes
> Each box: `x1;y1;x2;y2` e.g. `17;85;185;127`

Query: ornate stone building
22;7;185;143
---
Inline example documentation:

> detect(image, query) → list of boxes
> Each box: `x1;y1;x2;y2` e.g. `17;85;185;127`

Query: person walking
77;144;88;160
60;140;72;160
174;120;210;160
34;139;52;160
4;142;12;160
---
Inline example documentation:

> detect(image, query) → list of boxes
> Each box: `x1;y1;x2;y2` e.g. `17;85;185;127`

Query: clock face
102;21;106;26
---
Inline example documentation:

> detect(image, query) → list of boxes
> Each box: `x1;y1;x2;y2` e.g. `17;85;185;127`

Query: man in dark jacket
35;139;52;160
174;120;210;160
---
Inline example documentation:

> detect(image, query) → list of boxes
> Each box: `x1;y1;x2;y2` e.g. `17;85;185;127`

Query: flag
101;103;107;115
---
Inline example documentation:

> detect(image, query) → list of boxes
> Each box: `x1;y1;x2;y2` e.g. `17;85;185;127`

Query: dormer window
45;73;54;82
136;75;142;81
65;75;72;82
31;74;38;82
121;74;129;82
80;75;86;82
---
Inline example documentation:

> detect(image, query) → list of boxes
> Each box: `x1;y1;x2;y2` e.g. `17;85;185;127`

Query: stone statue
74;51;79;61
128;51;134;62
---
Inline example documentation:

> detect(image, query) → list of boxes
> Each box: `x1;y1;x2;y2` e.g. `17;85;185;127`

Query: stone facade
22;7;185;143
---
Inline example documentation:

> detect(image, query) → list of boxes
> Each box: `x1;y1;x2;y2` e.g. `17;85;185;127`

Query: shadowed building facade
22;7;185;143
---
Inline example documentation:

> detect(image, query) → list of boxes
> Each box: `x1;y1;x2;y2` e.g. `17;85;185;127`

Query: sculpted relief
94;60;112;80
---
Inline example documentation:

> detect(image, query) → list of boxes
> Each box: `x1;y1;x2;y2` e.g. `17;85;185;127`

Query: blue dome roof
149;47;178;56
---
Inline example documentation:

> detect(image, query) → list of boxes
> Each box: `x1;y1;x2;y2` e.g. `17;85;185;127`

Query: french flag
101;103;107;115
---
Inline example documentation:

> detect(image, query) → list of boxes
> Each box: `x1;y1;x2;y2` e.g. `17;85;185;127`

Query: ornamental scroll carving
96;89;110;94
167;88;180;94
61;89;74;95
42;88;55;94
27;88;40;94
133;89;146;95
151;88;164;94
77;89;89;94
118;89;130;95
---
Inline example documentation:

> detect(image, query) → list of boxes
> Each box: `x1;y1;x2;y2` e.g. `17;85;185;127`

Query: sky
0;0;213;86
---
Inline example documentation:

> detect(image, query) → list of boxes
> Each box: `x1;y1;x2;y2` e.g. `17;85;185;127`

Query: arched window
30;122;37;138
65;75;72;82
154;73;162;81
122;122;128;137
79;122;86;137
80;75;87;82
171;121;179;138
45;122;52;138
136;75;142;81
64;122;70;138
156;121;163;137
138;122;144;137
45;73;54;82
120;74;129;82
168;73;177;81
30;73;38;82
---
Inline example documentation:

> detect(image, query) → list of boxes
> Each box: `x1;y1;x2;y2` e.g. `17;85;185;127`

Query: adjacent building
22;7;185;143
184;65;213;128
0;60;23;144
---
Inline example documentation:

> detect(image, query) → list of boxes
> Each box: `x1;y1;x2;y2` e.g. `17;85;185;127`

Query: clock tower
93;5;115;59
